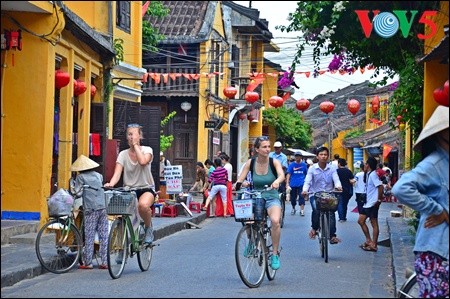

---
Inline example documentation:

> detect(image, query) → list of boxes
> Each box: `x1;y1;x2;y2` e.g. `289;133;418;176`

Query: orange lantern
269;96;283;108
223;86;237;99
296;98;310;112
347;99;360;115
371;96;380;114
55;70;70;89
319;101;335;114
245;91;259;104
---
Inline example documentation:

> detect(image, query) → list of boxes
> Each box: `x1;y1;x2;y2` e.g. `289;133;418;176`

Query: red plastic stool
189;202;201;213
161;205;178;217
152;203;163;217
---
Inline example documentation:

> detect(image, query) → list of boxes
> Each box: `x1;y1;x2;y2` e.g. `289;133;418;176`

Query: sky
234;1;397;100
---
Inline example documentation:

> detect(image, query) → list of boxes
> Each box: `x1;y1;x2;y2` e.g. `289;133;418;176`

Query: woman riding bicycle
234;136;285;270
104;123;157;245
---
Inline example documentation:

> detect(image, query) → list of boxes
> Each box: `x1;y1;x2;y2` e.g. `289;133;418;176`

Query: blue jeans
310;195;337;237
337;192;352;221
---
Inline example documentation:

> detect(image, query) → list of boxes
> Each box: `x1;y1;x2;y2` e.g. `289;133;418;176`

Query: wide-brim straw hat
413;105;449;150
70;154;99;171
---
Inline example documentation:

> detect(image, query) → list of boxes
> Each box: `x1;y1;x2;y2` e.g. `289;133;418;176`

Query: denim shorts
265;197;281;209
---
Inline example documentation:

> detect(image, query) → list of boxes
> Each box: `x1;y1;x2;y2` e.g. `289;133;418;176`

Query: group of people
66;105;448;297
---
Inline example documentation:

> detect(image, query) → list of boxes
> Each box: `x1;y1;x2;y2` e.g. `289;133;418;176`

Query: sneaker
144;226;154;245
300;210;305;216
270;254;280;270
115;250;124;264
291;209;296;215
243;243;254;258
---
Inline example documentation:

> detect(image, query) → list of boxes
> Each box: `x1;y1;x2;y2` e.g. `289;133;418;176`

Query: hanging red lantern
238;113;247;120
74;79;87;96
269;96;283;108
245;91;259;104
319;101;335;114
433;86;449;107
371;96;380;113
396;115;403;123
347;99;360;115
90;85;97;98
55;70;70;89
223;86;237;99
296;98;310;112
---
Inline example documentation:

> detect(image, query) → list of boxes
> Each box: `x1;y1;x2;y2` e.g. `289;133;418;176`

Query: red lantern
347;99;360;115
90;85;97;98
74;79;87;96
245;91;259;104
55;70;70;89
371;96;380;113
296;98;310;112
247;113;255;121
433;87;449;107
444;80;449;96
319;101;335;114
238;113;247;120
396;115;403;123
223;86;237;99
269;96;283;108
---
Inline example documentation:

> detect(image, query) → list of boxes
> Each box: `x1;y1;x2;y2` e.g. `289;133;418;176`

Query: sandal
99;264;108;269
309;229;317;239
330;236;341;244
79;264;93;270
362;245;378;252
359;242;371;249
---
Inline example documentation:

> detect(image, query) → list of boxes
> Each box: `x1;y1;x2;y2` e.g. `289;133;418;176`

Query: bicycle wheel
235;224;266;288
107;218;128;279
264;222;277;281
321;212;329;263
35;218;82;274
137;224;153;272
397;273;419;298
279;193;286;228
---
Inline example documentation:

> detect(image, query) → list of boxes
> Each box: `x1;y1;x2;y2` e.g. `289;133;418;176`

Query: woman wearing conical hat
392;105;449;298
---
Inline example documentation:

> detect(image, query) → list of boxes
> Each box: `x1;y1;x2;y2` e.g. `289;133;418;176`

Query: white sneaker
144;226;154;244
301;210;305;216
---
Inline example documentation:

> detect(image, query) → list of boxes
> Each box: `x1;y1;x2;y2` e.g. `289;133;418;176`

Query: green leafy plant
113;38;124;65
160;111;176;152
344;127;364;139
262;107;312;149
142;1;169;52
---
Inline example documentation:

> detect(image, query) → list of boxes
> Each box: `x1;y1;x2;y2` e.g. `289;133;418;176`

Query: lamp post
181;101;192;123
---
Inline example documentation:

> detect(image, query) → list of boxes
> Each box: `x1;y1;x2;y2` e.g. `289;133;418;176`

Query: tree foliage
142;1;169;52
263;107;313;149
277;1;440;142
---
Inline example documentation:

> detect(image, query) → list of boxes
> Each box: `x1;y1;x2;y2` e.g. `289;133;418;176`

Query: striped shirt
209;166;228;186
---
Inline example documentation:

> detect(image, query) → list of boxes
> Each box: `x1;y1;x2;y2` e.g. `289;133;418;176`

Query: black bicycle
314;191;340;263
233;188;280;288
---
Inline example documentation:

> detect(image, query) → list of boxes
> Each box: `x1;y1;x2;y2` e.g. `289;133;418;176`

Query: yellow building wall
1;8;65;219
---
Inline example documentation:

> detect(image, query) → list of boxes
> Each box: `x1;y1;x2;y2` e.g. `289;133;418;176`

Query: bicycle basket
232;198;254;222
106;192;136;215
315;191;339;211
47;188;74;217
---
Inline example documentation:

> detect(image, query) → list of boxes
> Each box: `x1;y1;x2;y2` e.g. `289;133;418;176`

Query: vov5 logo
355;10;438;39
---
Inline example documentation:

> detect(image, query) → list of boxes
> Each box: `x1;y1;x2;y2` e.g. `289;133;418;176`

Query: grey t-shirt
117;146;155;188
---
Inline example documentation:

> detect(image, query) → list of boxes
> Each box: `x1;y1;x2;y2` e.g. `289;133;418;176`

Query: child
201;158;228;217
70;155;108;269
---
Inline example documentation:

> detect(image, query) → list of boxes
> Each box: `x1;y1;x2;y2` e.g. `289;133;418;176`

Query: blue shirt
392;146;449;259
269;151;288;169
287;161;308;187
302;163;342;194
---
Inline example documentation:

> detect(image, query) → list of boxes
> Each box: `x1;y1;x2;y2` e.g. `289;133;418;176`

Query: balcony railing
142;67;199;95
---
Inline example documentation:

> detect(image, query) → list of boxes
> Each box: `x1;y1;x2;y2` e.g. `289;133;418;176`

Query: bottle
254;196;265;221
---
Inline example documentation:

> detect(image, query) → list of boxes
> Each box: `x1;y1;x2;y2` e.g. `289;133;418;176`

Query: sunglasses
254;136;269;147
127;123;142;128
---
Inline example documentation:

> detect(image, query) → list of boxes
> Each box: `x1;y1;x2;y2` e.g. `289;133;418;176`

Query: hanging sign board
204;121;216;128
164;165;183;194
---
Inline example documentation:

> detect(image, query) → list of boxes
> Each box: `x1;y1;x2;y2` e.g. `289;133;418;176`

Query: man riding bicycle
302;146;342;244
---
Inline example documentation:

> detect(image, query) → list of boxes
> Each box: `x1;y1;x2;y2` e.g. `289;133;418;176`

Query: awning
417;26;449;64
362;142;382;149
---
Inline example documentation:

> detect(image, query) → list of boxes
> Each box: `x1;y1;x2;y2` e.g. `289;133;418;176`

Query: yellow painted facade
1;1;143;222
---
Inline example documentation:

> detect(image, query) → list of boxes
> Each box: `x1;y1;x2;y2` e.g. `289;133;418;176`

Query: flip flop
330;236;341;244
308;229;317;239
359;242;371;249
362;245;377;252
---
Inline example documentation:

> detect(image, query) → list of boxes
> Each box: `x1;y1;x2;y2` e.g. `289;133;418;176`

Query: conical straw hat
70;154;99;171
413;105;449;150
